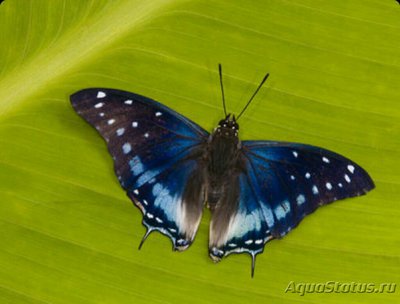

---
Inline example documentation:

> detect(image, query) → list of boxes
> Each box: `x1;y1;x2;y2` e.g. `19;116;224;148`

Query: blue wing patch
129;158;202;250
70;88;208;250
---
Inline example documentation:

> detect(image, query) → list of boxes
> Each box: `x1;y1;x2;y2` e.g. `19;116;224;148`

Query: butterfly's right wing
209;140;374;274
70;88;209;250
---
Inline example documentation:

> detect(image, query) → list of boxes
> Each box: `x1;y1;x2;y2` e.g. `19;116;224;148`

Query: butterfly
70;64;374;277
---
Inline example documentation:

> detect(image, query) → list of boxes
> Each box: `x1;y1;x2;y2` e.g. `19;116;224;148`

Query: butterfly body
71;86;374;276
206;115;241;206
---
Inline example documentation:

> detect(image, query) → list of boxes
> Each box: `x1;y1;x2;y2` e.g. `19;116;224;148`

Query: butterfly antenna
236;72;270;121
251;253;256;278
138;229;153;250
219;63;228;116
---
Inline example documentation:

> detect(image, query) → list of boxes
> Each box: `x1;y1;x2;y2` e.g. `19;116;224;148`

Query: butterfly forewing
70;88;209;249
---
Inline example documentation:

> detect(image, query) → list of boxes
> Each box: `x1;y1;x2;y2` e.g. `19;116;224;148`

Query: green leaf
1;1;399;303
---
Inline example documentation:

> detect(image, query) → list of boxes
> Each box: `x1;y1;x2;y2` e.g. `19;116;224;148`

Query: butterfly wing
209;140;374;269
70;88;209;250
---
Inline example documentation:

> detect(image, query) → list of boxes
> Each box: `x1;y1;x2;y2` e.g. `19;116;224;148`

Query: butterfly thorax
206;115;241;207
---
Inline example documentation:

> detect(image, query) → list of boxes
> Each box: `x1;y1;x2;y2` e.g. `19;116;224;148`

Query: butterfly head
214;114;239;138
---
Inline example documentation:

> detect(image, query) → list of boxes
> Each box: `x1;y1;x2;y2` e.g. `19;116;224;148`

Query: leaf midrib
0;0;176;118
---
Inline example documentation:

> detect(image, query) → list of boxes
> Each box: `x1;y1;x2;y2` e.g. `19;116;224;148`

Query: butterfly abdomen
206;127;241;202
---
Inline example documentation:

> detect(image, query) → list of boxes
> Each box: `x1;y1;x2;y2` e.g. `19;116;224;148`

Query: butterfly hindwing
209;140;374;261
209;172;272;260
70;88;209;249
129;158;206;250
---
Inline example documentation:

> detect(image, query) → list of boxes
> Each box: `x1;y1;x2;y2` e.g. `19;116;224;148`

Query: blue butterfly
70;65;374;277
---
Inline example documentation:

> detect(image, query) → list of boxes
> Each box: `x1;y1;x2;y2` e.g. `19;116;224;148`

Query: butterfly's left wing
209;140;374;273
71;88;209;250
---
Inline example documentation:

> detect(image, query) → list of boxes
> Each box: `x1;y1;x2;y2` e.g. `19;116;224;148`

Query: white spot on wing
133;189;139;195
116;128;125;136
344;174;351;183
296;194;306;205
129;156;144;176
136;169;161;187
122;143;131;154
144;132;149;138
132;121;138;128
312;185;319;194
292;151;298;158
338;183;343;188
152;183;163;197
94;102;104;108
275;200;290;220
97;91;106;98
322;157;330;163
290;175;295;180
305;172;311;179
155;111;162;117
326;182;332;190
146;213;154;219
108;119;115;125
245;239;253;245
347;165;355;174
255;239;263;245
99;112;105;117
125;99;133;105
155;217;163;223
177;239;185;245
262;205;275;228
211;247;223;255
228;243;237;247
